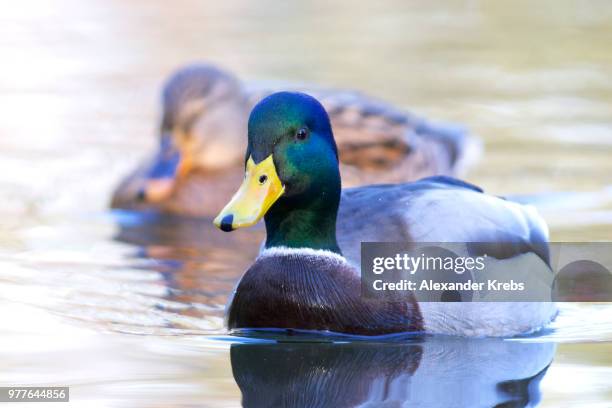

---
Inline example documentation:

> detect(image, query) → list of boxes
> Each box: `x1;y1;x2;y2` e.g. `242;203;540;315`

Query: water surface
1;0;611;406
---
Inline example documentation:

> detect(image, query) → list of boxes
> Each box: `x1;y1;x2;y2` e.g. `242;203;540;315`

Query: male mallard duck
111;63;480;217
213;91;557;337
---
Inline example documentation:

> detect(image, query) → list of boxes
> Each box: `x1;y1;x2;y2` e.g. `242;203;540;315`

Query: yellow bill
213;154;285;231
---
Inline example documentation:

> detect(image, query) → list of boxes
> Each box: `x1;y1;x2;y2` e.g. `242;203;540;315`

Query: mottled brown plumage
111;63;479;216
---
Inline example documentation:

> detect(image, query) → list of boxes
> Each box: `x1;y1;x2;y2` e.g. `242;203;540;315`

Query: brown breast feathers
227;252;423;335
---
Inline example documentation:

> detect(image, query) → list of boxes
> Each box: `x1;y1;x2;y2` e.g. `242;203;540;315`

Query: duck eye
295;127;309;141
258;175;268;185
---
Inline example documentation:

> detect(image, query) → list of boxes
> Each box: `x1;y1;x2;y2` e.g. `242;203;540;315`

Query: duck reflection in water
230;336;555;408
112;210;264;320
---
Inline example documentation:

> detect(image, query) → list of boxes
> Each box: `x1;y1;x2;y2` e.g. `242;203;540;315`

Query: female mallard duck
213;91;557;337
111;63;480;217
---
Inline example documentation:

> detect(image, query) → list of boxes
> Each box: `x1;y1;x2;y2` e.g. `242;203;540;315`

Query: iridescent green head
214;92;342;253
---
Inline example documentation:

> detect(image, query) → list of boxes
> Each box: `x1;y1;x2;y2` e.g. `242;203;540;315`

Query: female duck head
214;92;342;252
111;64;248;208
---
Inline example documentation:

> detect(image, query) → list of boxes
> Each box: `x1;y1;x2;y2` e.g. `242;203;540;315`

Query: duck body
111;63;479;217
337;176;550;266
229;177;557;337
227;247;423;335
214;91;556;337
337;177;556;337
228;248;556;338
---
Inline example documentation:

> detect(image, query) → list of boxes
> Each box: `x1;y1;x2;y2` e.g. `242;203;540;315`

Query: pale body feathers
253;178;557;337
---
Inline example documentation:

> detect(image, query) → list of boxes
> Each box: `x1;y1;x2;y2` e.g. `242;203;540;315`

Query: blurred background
2;0;612;236
1;1;611;406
